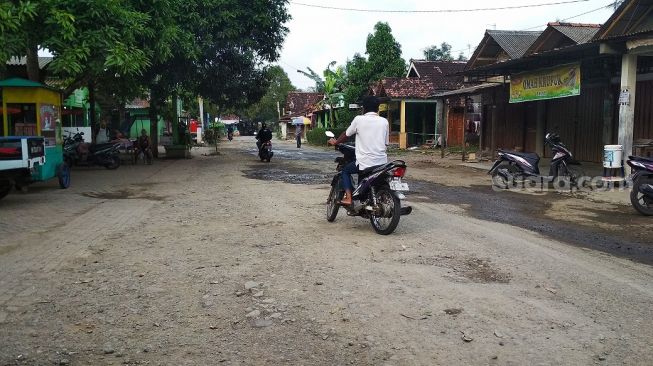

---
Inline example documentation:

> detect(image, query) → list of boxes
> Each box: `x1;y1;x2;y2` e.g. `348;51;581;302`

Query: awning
433;83;503;98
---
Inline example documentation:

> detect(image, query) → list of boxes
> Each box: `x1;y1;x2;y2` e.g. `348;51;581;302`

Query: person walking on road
295;123;302;148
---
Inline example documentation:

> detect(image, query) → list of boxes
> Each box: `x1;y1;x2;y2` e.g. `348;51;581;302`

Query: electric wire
290;0;592;13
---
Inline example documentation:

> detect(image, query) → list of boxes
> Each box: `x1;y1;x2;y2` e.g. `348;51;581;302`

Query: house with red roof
374;60;466;148
278;91;323;140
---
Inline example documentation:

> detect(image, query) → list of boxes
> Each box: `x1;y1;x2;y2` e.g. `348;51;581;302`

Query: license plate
390;180;409;191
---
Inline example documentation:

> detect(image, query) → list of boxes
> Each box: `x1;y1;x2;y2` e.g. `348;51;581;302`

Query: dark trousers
296;135;301;148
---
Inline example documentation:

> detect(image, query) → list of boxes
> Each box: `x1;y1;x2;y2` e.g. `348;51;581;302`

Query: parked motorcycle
63;132;121;170
324;131;412;235
488;133;583;189
259;141;273;162
627;155;653;216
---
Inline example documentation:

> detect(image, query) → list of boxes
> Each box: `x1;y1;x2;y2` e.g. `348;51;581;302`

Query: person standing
96;121;109;144
295;123;302;148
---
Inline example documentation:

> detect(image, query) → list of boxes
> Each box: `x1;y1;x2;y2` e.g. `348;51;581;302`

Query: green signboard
510;63;581;103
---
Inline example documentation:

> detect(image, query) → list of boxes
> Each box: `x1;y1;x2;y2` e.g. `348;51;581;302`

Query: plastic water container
603;145;623;168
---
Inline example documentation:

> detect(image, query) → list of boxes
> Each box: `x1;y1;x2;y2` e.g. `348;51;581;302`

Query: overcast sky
278;0;618;90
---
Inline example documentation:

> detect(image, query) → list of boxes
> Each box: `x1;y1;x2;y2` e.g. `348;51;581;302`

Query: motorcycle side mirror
325;131;335;138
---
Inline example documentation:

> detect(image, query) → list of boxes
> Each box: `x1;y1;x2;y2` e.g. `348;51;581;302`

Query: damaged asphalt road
248;141;653;265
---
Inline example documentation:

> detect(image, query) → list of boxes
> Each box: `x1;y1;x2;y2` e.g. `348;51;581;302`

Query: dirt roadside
0;138;652;365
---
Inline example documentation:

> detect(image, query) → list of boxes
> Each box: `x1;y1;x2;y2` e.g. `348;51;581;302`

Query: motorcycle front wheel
326;185;343;222
630;176;653;216
104;155;121;170
370;187;401;235
491;163;516;189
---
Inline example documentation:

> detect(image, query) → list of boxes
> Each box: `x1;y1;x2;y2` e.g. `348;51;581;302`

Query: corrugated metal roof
551;24;601;44
593;0;653;41
6;56;54;69
486;30;542;59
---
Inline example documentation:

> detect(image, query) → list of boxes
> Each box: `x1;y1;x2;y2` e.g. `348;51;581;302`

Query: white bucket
603;145;623;168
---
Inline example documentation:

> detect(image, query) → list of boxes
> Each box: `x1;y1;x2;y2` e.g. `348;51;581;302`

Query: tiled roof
221;114;240;121
525;22;601;55
550;23;601;44
284;92;323;117
6;56;53;70
408;60;466;89
125;98;150;109
486;30;543;59
375;78;439;99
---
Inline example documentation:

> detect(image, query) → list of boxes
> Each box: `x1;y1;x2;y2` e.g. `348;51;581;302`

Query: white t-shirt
345;112;389;170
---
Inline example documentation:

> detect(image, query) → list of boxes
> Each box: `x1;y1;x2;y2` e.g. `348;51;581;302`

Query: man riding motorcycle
328;95;389;206
256;123;273;152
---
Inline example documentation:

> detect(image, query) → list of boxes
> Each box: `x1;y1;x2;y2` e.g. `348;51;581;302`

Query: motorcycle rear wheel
630;177;653;216
326;185;342;222
370;187;401;235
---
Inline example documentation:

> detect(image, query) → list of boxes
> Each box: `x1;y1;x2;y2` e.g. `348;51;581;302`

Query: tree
456;52;468;61
423;42;454;61
2;0;290;148
343;53;370;102
243;66;295;123
136;0;290;147
365;22;406;81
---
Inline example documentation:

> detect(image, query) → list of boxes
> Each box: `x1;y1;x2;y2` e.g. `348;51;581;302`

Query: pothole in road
244;168;330;185
82;188;166;201
404;255;511;284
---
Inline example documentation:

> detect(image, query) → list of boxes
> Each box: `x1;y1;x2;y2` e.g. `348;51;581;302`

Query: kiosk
0;78;70;200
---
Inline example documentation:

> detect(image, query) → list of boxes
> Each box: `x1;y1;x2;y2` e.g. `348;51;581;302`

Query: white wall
63;127;92;143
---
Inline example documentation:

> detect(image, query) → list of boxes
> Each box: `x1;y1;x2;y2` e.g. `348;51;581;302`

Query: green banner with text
510;63;581;103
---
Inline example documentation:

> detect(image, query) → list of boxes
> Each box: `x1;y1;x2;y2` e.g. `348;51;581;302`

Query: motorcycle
228;131;234;141
325;131;412;235
63;132;121;170
488;132;584;189
627;155;653;216
259;141;273;162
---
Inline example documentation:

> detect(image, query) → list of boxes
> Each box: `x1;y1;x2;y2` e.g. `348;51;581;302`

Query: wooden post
491;105;497;159
2;93;7;136
400;100;407;149
441;99;448;159
535;100;546;157
462;97;468;161
618;53;637;173
387;106;393;143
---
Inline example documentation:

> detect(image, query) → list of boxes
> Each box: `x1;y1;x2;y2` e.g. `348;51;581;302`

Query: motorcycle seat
89;143;118;153
631;155;653;163
359;163;392;178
